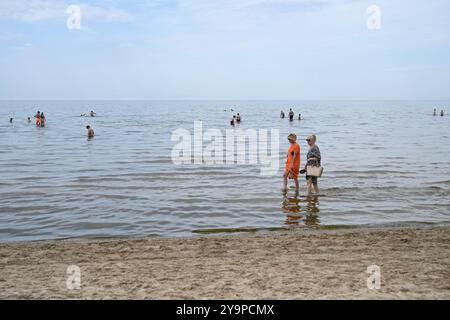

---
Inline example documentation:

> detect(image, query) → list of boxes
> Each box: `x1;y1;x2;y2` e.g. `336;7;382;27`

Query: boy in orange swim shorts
283;133;301;192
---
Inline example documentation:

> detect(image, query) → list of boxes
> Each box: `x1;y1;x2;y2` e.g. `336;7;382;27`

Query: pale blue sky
0;0;449;100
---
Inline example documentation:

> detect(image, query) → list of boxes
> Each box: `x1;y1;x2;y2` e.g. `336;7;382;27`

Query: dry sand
0;225;449;299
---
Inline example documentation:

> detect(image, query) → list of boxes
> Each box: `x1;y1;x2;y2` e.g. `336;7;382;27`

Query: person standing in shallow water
288;108;294;121
441;110;444;117
34;111;41;126
433;108;437;116
9;118;13;123
40;112;46;127
280;111;285;118
86;125;95;138
283;133;300;192
305;135;321;194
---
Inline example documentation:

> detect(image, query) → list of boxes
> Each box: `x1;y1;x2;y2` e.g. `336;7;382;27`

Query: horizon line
1;98;450;102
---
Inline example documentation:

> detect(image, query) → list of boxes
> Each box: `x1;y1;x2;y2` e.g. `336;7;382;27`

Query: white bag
306;165;323;177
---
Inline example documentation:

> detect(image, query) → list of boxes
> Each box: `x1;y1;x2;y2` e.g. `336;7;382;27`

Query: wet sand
0;225;449;299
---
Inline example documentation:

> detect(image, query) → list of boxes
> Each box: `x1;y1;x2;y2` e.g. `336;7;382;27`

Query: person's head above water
287;133;297;143
10;118;13;122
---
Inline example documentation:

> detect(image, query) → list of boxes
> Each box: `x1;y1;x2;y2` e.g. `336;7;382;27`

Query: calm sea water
1;100;449;241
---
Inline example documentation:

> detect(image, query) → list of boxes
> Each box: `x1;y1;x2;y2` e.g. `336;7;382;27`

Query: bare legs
282;173;288;192
283;173;299;192
307;177;320;194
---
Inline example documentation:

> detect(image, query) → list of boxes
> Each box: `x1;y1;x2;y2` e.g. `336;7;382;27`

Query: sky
0;0;449;100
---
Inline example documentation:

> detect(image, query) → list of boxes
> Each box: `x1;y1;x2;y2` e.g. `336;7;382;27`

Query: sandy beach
0;225;449;299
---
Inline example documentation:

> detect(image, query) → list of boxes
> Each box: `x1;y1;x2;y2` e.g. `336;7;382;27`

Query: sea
0;100;449;241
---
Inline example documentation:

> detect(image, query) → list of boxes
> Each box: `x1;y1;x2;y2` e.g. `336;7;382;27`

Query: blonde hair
307;134;317;142
288;133;297;141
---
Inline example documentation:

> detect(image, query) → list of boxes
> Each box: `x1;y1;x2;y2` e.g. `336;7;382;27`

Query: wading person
40;112;46;127
305;135;321;194
283;133;300;192
230;115;236;126
289;108;294;121
86;125;95;138
280;110;285;119
35;111;41;126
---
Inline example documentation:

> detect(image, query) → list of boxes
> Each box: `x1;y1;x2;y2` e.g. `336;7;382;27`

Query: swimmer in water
441;110;444;117
298;113;303;120
9;118;13;123
90;110;97;117
283;133;300;192
236;113;241;123
27;117;31;123
40;112;46;127
86;125;95;138
289;108;294;121
433;108;437;116
34;111;41;126
230;115;236;126
280;110;285;119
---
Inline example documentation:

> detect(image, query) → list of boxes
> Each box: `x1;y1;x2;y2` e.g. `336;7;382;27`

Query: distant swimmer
27;117;31;123
236;113;241;123
230;115;237;126
441;110;444;117
289;108;294;121
9;118;13;123
34;111;41;126
298;113;303;120
90;110;97;117
280;110;285;118
283;133;300;192
433;108;437;116
40;112;46;127
86;125;95;138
